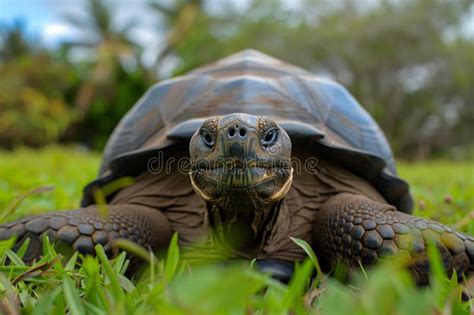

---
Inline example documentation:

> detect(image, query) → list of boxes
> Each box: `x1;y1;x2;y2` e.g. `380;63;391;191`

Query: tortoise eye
201;129;214;148
262;128;278;147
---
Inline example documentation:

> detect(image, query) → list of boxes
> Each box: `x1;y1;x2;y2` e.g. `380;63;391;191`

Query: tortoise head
189;113;293;213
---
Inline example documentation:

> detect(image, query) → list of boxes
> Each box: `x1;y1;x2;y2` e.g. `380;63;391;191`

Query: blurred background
0;0;473;159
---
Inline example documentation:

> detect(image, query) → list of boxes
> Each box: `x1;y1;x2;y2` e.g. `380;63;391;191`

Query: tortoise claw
0;205;172;263
313;193;474;284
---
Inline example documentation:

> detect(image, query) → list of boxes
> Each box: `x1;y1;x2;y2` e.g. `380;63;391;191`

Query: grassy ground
0;146;472;314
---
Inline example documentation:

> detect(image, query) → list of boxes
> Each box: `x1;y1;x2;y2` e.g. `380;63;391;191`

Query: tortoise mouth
192;166;280;188
191;157;291;188
189;160;293;205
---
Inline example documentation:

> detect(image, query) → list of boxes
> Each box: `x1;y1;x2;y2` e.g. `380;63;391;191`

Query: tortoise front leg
313;193;474;284
0;205;172;263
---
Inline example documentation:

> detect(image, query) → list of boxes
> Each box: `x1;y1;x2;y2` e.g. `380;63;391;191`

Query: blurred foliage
0;0;473;157
60;0;154;148
163;0;474;159
0;22;79;148
0;236;470;314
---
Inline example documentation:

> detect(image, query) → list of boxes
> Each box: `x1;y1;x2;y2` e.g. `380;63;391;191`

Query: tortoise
1;49;472;284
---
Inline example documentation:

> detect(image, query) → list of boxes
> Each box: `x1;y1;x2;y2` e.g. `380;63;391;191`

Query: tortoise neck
207;200;282;256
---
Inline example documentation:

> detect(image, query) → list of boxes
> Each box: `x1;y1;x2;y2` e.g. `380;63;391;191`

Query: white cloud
42;23;72;42
43;23;68;36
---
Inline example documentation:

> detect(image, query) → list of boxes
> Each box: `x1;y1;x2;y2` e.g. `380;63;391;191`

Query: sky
1;0;473;67
0;0;256;70
0;0;158;43
0;0;163;66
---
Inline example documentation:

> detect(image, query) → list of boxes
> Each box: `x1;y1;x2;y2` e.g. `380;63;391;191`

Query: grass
398;161;474;234
0;146;472;314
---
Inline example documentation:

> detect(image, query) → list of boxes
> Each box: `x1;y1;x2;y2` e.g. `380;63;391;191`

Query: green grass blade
15;238;30;259
63;275;85;315
5;249;26;266
281;259;313;311
95;244;124;300
165;233;180;281
64;251;79;271
0;238;16;259
290;237;324;284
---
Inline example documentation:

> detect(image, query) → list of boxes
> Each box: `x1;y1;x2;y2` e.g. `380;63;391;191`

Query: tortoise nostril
228;124;248;139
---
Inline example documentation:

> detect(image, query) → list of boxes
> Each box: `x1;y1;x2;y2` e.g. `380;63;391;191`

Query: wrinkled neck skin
207;198;282;256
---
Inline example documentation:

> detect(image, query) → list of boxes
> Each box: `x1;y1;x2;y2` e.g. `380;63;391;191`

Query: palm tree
149;0;204;69
0;20;36;64
62;0;142;110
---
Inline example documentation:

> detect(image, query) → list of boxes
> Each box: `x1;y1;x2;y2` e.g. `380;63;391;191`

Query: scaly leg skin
0;205;172;263
313;193;474;285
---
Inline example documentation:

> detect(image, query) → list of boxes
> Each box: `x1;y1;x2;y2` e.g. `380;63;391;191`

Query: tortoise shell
81;49;412;213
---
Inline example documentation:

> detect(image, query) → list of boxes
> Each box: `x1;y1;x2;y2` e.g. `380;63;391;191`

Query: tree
62;0;144;110
61;0;153;148
157;0;474;158
149;0;204;72
0;20;35;63
0;21;78;148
